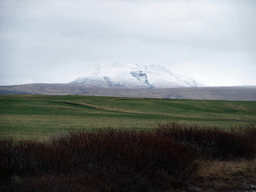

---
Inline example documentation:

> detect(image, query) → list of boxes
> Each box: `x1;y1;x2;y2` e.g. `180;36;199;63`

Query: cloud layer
1;0;256;86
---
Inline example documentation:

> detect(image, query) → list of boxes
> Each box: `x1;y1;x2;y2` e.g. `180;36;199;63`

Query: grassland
1;94;256;141
1;94;256;191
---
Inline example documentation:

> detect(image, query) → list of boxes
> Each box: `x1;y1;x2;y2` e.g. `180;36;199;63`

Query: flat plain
1;94;256;141
1;94;256;191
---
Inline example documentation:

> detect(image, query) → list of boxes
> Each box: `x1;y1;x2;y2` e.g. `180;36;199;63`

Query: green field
1;94;256;141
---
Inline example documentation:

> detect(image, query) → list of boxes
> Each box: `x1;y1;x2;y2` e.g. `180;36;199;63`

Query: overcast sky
1;0;256;86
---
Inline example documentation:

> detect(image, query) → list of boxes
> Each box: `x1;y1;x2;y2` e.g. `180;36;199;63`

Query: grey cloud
0;0;256;86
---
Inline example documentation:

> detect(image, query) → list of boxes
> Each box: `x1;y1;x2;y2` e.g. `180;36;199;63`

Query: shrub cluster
0;122;256;191
156;122;256;160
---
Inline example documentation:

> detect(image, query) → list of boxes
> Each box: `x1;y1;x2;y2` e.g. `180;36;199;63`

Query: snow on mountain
69;63;202;88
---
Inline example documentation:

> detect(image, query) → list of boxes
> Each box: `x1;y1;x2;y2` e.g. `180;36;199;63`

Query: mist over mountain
70;63;202;88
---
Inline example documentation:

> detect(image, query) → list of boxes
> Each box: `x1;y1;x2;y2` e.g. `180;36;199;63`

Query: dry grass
195;158;256;179
185;158;256;191
0;122;256;191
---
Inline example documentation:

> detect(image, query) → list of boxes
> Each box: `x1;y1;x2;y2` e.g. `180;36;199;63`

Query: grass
1;94;256;191
1;94;256;141
0;122;256;191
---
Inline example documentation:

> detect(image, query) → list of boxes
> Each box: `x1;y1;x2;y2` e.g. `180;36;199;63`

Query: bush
1;122;256;191
155;121;256;160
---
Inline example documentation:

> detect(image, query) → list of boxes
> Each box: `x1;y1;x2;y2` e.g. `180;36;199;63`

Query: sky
1;0;256;87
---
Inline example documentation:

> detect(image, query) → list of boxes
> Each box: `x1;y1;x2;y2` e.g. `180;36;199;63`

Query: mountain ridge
70;63;202;88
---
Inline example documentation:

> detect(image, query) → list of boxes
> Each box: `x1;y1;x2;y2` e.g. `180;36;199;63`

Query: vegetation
1;94;256;141
1;95;256;191
0;122;256;191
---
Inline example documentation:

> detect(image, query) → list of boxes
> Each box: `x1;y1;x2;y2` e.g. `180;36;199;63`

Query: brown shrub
155;121;256;160
1;122;255;191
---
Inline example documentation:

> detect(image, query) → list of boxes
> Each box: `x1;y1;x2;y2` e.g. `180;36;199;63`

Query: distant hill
0;84;256;101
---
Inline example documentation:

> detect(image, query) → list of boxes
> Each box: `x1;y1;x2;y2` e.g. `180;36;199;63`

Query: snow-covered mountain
70;63;202;88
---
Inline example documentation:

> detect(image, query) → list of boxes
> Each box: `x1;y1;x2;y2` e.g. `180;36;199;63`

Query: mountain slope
70;63;201;88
